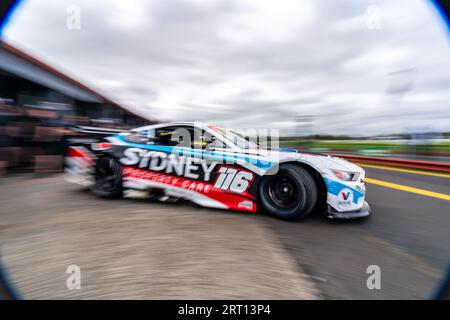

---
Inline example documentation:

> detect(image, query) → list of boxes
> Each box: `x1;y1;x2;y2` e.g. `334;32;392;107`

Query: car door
118;124;259;211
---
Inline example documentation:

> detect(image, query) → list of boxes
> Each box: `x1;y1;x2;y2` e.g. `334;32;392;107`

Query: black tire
258;164;318;220
91;157;123;199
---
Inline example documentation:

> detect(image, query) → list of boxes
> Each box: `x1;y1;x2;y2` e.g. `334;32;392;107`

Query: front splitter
326;201;371;219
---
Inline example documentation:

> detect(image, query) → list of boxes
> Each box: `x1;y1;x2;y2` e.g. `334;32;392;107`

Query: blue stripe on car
113;134;273;169
114;135;363;202
323;177;364;204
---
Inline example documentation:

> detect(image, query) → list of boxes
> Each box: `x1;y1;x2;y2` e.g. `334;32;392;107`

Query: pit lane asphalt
265;165;450;299
1;166;449;299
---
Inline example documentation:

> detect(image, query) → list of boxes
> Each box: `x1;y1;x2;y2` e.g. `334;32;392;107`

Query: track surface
266;165;450;299
0;176;317;299
0;164;449;299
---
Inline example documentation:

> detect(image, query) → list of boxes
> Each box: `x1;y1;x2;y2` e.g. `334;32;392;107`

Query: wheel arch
259;160;328;214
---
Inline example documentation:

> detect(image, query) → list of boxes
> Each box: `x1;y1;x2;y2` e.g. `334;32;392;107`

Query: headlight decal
331;169;359;181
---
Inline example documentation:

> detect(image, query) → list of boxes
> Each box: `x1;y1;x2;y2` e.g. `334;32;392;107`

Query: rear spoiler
71;125;130;136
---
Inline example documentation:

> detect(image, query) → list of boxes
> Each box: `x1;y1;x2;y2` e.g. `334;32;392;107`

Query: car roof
133;121;215;132
131;121;238;149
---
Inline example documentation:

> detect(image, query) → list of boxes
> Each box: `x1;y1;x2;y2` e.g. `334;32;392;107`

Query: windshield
207;125;260;150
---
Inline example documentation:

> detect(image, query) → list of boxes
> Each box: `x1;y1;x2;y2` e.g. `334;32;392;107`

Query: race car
65;122;371;220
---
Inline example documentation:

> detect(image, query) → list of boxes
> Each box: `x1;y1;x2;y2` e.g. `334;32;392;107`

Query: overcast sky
4;0;450;135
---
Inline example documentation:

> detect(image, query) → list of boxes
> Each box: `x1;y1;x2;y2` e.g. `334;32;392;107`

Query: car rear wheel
259;164;318;220
92;157;123;199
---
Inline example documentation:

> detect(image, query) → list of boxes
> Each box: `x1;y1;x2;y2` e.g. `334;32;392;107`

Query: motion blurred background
0;0;449;173
0;0;449;300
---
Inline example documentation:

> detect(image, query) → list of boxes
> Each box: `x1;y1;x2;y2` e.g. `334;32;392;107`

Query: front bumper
326;201;371;219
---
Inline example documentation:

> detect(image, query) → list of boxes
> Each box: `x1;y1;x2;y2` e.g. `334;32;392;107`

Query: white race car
65;122;371;220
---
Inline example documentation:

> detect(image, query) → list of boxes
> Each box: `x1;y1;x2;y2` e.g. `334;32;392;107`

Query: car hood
271;149;364;173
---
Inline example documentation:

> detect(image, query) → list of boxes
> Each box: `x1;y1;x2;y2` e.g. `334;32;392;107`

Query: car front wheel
259;164;318;220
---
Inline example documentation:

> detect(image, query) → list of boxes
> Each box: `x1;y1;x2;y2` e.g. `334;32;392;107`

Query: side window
191;129;224;150
129;126;225;149
155;126;193;147
203;130;227;150
192;129;210;149
198;131;218;150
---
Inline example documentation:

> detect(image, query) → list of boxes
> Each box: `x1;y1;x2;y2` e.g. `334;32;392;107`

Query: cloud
4;0;450;135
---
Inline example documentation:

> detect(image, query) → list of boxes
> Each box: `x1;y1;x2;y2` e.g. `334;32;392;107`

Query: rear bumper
326;201;371;219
